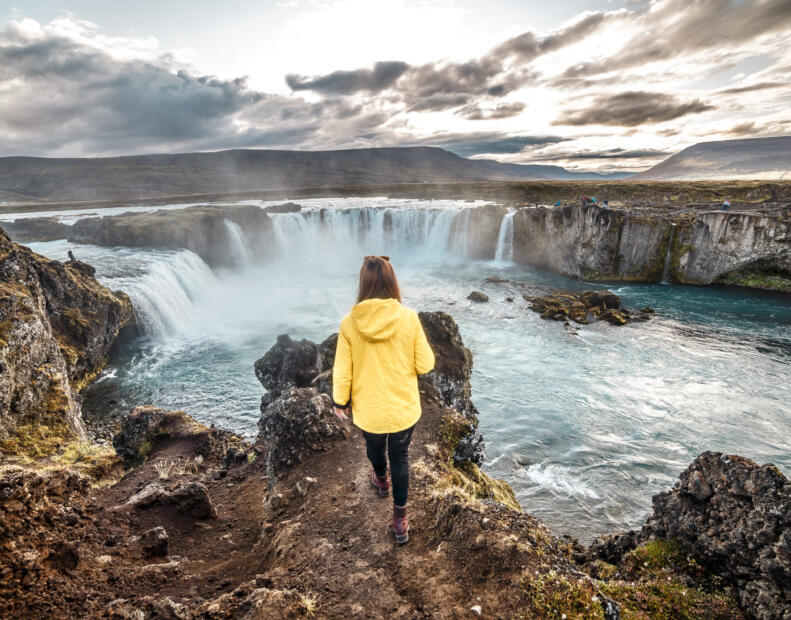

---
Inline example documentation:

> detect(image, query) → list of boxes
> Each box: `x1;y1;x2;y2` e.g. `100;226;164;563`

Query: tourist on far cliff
332;255;435;544
722;199;731;210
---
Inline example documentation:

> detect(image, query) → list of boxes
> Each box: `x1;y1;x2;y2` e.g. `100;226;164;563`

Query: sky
1;0;790;172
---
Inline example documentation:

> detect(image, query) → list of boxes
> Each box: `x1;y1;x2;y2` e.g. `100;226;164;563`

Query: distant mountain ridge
634;136;791;181
0;147;627;203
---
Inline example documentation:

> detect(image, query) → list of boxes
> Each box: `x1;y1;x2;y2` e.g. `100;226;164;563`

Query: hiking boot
392;505;409;544
370;471;390;497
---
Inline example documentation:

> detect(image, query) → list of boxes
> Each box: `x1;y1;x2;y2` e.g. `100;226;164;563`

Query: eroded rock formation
590;451;790;620
0;228;133;452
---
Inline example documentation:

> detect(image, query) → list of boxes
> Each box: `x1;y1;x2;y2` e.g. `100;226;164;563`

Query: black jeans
361;424;416;507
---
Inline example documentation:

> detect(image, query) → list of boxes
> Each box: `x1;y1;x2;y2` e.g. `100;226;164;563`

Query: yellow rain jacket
332;298;435;434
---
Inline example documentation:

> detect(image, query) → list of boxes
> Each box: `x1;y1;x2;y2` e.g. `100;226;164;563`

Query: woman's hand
333;406;350;420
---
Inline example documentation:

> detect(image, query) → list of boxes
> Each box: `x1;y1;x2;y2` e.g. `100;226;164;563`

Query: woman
332;256;435;544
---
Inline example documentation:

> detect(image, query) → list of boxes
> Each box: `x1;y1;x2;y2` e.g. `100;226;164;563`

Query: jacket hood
350;298;403;342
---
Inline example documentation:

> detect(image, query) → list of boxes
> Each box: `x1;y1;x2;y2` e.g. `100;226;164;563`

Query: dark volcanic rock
590;451;791;620
418;311;484;465
257;387;348;479
169;482;217;519
113;405;248;467
467;291;489;302
113;406;171;467
0;228;133;448
254;333;337;407
139;527;169;557
129;481;217;519
524;290;647;327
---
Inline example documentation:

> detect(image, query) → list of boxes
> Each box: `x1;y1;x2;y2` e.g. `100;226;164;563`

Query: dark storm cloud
0;21;395;156
561;0;791;78
457;102;525;120
556;92;713;127
285;61;409;94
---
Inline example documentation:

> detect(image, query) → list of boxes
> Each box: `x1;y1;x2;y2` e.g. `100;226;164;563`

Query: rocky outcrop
258;386;348;478
0;217;72;242
524;290;653;326
589;451;790;619
418;311;484;465
65;204;294;268
112;404;249;467
254;334;336;407
0;228;133;452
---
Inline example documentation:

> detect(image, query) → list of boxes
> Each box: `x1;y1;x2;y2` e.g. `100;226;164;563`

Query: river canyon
3;196;789;542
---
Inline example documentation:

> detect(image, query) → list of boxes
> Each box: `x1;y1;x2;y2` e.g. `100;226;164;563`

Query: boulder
169;482;217;519
113;406;170;466
254;333;339;406
128;481;216;519
467;291;489;302
140;526;169;557
258;387;348;478
418;311;484;465
113;405;248;467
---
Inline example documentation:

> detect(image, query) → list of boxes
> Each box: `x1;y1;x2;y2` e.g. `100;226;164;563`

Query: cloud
556;91;714;127
285;60;408;94
457;102;525;120
0;16;391;156
281;11;614;110
717;81;788;95
533;148;671;160
728;121;758;136
561;0;791;78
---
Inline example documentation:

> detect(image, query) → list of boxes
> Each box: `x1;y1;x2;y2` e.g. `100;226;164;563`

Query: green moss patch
717;271;791;293
596;540;743;620
522;570;604;619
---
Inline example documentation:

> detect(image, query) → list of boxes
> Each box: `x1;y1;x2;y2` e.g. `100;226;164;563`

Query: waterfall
494;210;516;261
223;219;252;268
266;206;467;258
661;224;677;283
120;250;216;337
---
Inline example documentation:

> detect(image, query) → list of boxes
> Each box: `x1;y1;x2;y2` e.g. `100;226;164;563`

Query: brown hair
356;255;401;303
